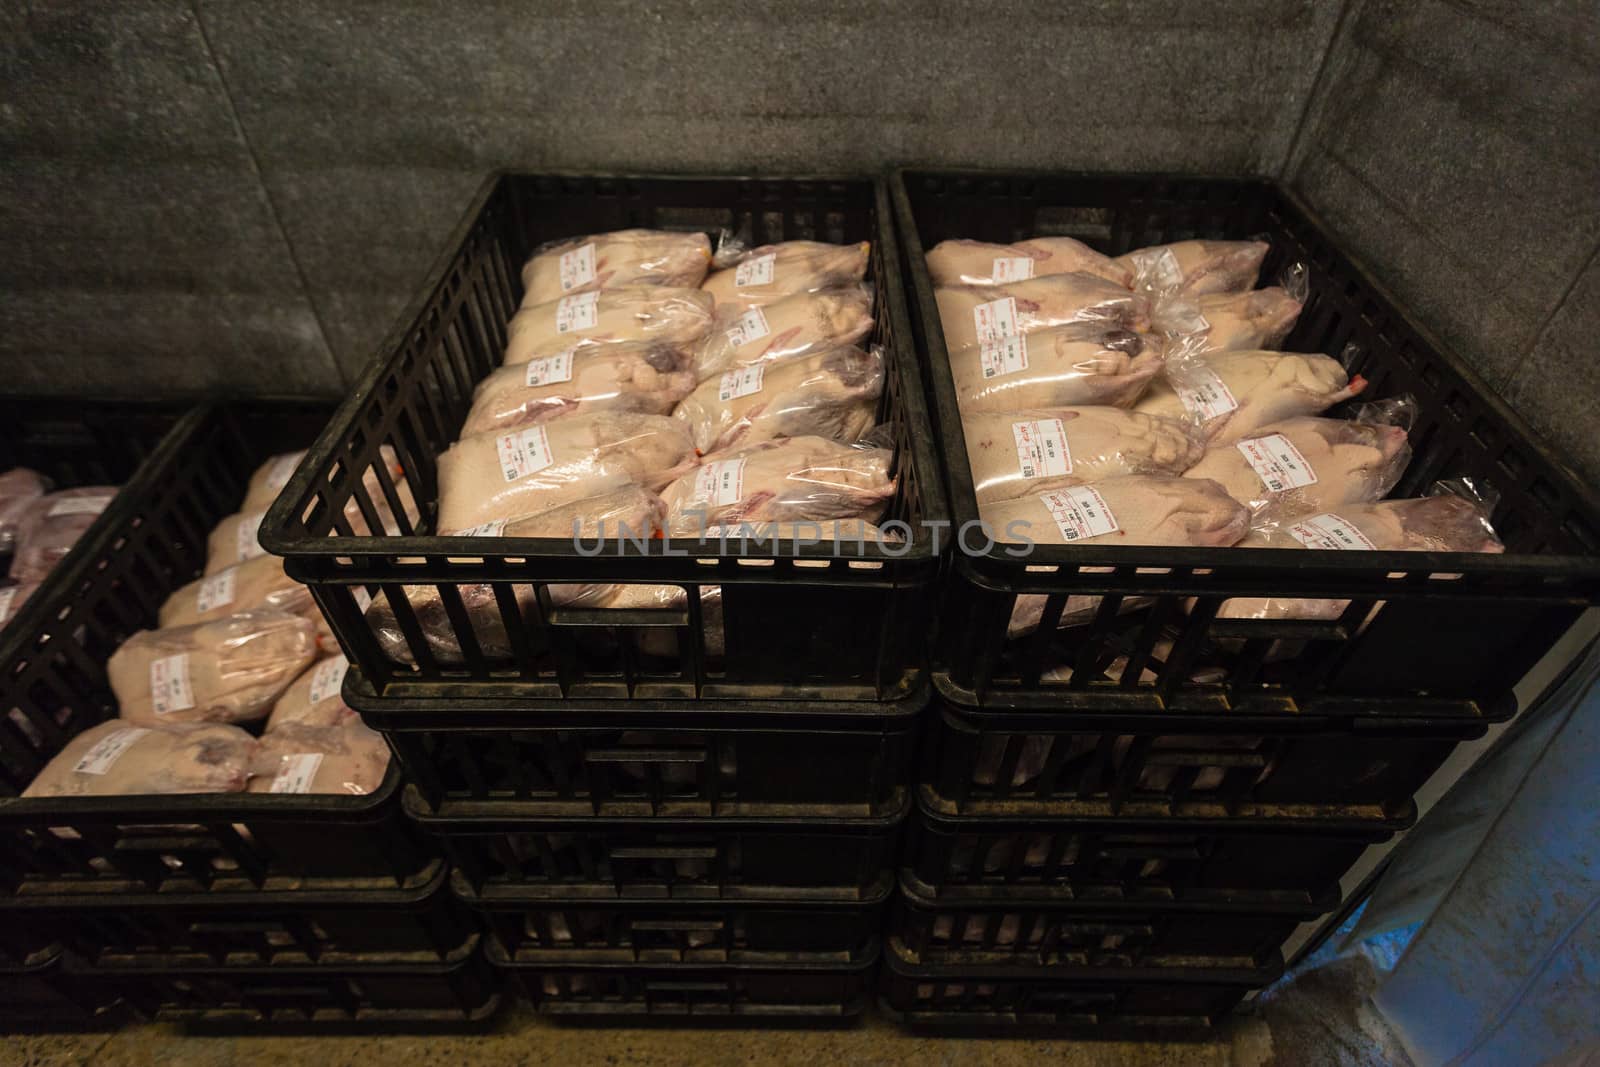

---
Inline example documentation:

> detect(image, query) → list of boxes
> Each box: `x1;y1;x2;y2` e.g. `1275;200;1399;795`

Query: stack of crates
881;170;1600;1030
260;174;951;1021
0;404;494;1028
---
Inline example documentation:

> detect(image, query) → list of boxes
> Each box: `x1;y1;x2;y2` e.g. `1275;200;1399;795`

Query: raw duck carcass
22;720;258;798
673;345;884;453
207;476;418;575
1135;350;1364;445
504;286;714;366
247;720;390;796
962;407;1205;506
1153;287;1303;355
520;229;712;307
366;486;666;666
659;436;895;534
265;655;355;731
701;240;871;312
8;487;118;584
1217;490;1504;621
109;610;319;727
935;274;1150;355
239;445;406;515
462;342;697;435
160;553;314;629
952;326;1159;412
434;412;693;533
693;286;874;381
0;580;38;625
1183;415;1411;523
0;468;47;553
926;237;1131;288
1117;240;1269;296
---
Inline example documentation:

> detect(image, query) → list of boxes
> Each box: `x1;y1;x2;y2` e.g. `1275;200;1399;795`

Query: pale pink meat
936;274;1150;354
701;241;870;312
248;720;390;796
951;327;1160;412
926;237;1131;288
658;436;895;534
1154;287;1303;354
0;468;47;553
8;487;117;584
463;341;696;435
23;720;258;798
266;655;356;731
982;475;1248;549
505;287;714;366
1118;240;1269;296
674;345;884;453
1136;350;1365;445
520;230;712;307
693;286;874;381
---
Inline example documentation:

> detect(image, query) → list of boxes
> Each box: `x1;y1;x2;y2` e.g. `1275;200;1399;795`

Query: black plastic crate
416;796;906;902
260;172;948;704
455;869;887;965
497;942;878;1019
0;860;471;969
361;686;923;818
905;803;1386;910
880;943;1263;1031
67;936;499;1028
0;402;435;894
891;169;1600;712
923;687;1482;821
0;946;124;1029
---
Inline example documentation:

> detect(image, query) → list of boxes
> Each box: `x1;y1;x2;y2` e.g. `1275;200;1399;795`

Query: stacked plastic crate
883;170;1600;1030
0;404;491;1028
260;175;949;1020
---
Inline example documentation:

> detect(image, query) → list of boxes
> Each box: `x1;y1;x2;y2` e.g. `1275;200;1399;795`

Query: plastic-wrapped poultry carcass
1118;239;1269;296
1152;287;1304;355
266;655;355;731
962;406;1205;506
434;412;693;533
159;553;315;630
504;286;714;366
461;341;697;435
239;445;406;515
973;731;1267;795
701;240;870;312
22;720;258;797
659;437;895;534
0;468;47;553
926;236;1132;288
208;476;419;575
936;274;1150;354
1136;349;1365;445
0;581;38;625
108;610;319;727
1182;407;1412;523
673;345;884;454
8;486;118;584
520;229;712;307
248;720;390;795
693;285;874;381
951;327;1159;412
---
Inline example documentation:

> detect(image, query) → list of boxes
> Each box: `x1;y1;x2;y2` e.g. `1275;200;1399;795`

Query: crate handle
609;846;719;861
186;920;289;935
545;604;690;629
629;919;726;933
585;748;707;765
645;980;733;993
1143;750;1267;769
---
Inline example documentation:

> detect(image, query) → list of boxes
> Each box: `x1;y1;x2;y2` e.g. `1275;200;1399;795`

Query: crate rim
889;166;1600;585
258;168;951;567
881;936;1283;986
487;936;882;974
896;868;1338;918
0;857;451;909
448;866;897;910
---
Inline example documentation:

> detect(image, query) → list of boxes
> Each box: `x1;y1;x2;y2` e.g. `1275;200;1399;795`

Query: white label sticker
558;243;597;292
73;727;150;776
1039;486;1119;543
353;587;373;613
1287;513;1378;551
1237;433;1318;494
972;297;1019;345
524;350;575;387
495;426;554;483
195;569;237;614
269;753;325;795
978;334;1029;380
734;253;776;287
1175;368;1239;421
264;452;304;494
991;256;1035;284
1145;247;1184;290
47;496;108;518
0;586;19;625
306;655;349;705
724;307;771;349
235;511;266;562
693;458;747;507
555;290;599;333
150;653;195;715
718;365;765;402
457;519;506;538
1012;419;1073;480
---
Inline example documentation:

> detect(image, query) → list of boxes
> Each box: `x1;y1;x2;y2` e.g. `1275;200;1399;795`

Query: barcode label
306;655;348;705
524;350;575;387
991;256;1034;283
150;653;195;715
734;253;776;287
195;569;236;614
1175;368;1239;421
972;297;1019;345
269;753;325;795
724;307;771;348
979;334;1029;379
235;511;266;561
718;365;765;402
558;243;597;292
1287;513;1378;551
73;727;150;776
47;496;108;517
555;290;599;333
694;459;747;507
0;586;19;625
1012;419;1073;480
1039;486;1119;542
1237;433;1318;493
496;426;554;482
